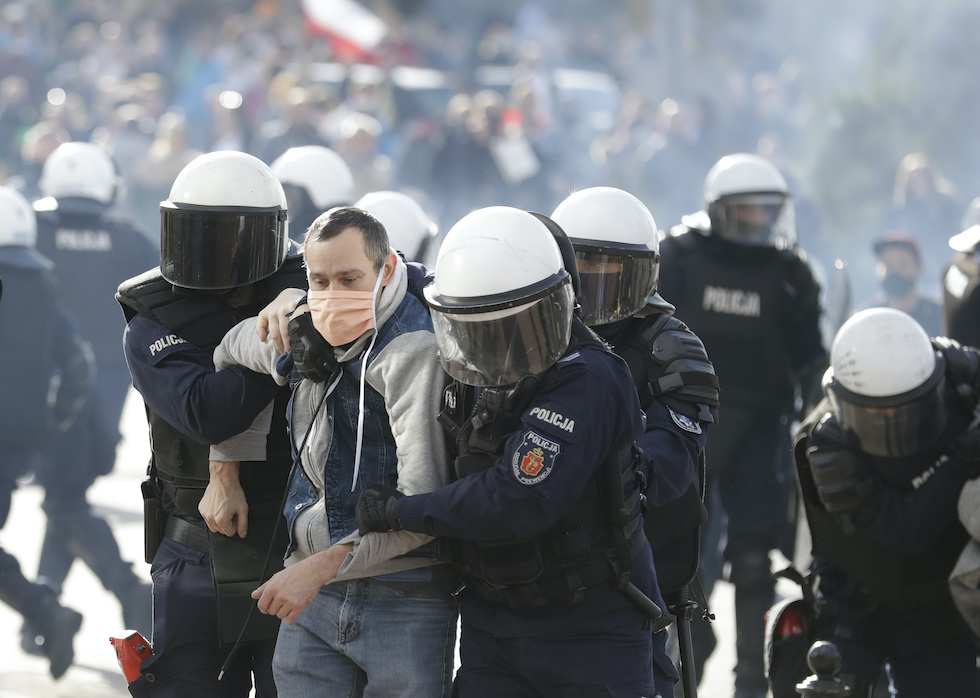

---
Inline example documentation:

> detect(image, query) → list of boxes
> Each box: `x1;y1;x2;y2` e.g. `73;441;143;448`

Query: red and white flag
301;0;388;63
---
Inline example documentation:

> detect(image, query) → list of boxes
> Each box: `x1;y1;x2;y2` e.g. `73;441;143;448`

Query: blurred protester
354;189;440;266
252;84;329;165
772;308;980;697
333;111;395;198
0;185;90;680
6;119;71;201
943;219;980;349
855;231;942;337
270;144;355;244
885;152;962;293
659;153;828;698
21;142;157;654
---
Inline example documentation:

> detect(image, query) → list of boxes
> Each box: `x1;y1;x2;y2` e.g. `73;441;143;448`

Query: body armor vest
117;256;307;516
665;233;798;411
436;322;647;609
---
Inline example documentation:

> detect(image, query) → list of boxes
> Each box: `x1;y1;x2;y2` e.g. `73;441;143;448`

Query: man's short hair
306;206;390;271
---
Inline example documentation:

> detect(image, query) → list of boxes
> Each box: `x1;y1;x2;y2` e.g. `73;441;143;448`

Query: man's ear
382;252;397;286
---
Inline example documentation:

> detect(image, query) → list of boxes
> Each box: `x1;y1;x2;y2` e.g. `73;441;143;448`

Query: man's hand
355;484;404;534
199;461;249;538
256;288;308;354
251;543;352;625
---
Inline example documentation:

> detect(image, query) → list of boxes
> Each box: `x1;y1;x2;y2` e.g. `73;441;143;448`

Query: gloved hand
287;312;338;383
950;428;980;479
356;484;404;534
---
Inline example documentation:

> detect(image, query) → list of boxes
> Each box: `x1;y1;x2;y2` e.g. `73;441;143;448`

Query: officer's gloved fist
287;312;338;382
356;485;404;535
950;428;980;480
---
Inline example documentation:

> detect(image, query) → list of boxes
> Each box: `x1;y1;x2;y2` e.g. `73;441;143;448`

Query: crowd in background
1;0;978;324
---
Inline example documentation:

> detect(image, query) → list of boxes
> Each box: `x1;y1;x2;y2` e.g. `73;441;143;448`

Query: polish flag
301;0;388;63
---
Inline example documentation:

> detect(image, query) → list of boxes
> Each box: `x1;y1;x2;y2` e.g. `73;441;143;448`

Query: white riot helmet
949;196;980;252
271;145;353;242
551;186;661;326
703;153;796;248
0;186;51;269
354;190;438;264
824;307;946;457
424;206;575;387
38;142;118;205
160;151;288;290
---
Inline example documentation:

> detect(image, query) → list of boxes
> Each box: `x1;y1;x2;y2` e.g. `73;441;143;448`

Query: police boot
730;550;776;698
44;504;152;634
0;550;82;680
20;576;61;656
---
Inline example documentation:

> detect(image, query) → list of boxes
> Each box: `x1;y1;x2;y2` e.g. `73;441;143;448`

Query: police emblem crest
669;407;703;434
512;430;560;485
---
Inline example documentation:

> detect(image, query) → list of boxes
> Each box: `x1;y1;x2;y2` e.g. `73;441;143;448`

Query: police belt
465;551;634;609
165;516;209;551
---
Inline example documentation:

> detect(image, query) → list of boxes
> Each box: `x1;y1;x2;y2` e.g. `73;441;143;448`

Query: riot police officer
660;153;828;697
943;220;980;348
552;186;719;695
116;151;307;696
357;206;674;696
270;144;354;243
0;185;89;680
783;308;980;696
354;189;440;266
24;142;157;650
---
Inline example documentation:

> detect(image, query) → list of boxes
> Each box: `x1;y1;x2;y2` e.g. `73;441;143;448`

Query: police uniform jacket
394;342;664;636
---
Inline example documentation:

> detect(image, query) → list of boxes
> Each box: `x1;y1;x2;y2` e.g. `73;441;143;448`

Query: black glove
950;428;980;480
806;415;876;516
356;484;404;534
288;312;338;383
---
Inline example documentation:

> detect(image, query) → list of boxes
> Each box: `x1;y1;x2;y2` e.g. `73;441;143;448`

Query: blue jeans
273;577;458;698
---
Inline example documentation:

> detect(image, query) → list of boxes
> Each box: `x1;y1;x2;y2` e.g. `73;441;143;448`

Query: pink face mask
306;269;385;346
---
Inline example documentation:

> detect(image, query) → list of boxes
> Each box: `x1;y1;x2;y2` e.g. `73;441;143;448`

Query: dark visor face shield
160;203;288;290
715;192;796;248
573;241;660;326
826;357;947;457
427;276;574;387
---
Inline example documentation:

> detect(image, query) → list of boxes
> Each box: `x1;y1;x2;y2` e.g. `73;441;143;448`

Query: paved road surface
0;388;752;697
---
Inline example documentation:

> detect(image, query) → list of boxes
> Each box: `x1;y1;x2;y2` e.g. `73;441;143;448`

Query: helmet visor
429;279;574;387
826;361;947;457
160;204;288;289
574;242;660;326
715;192;796;248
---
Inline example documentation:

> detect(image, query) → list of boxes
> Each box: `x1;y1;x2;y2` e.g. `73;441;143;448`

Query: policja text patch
512;429;560;485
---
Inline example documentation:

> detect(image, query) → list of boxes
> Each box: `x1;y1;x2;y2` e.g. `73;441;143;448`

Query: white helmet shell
39;142;118;204
161;151;289;290
433;207;564;298
830;308;935;398
703;153;789;201
0;186;37;247
354;190;437;263
271;145;354;210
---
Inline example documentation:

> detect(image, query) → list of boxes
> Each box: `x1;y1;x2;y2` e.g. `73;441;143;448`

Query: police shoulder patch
512;429;561;485
669;407;703;434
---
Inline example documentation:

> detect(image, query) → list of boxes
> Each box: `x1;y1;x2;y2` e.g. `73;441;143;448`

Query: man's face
876;246;921;281
305;226;393;300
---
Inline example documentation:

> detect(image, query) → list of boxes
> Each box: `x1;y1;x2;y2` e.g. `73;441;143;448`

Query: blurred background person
659;153;828;698
855;231;942;337
0;185;90;681
23;141;156;653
